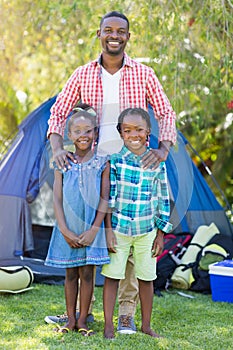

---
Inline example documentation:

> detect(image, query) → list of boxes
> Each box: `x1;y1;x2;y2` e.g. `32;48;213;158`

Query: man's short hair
100;11;129;30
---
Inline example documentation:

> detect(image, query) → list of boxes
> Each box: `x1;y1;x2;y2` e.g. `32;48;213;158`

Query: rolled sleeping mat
171;222;220;289
0;266;34;293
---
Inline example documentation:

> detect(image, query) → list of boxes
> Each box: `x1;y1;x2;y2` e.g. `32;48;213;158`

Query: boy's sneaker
117;315;137;334
44;312;94;324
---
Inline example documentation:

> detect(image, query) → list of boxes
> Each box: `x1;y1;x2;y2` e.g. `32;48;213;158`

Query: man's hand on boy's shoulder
142;149;166;170
142;141;172;170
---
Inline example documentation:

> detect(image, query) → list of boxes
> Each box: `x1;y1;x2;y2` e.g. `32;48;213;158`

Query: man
45;11;176;334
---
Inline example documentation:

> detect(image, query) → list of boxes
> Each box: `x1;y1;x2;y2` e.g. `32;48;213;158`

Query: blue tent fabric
0;97;56;258
0;98;232;262
0;96;56;198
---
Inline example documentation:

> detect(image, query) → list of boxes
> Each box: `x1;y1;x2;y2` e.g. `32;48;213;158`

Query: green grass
0;284;232;350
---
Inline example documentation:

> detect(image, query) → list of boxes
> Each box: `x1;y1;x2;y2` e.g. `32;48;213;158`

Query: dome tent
0;98;232;284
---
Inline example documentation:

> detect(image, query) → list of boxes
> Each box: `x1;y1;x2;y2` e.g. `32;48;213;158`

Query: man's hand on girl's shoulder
53;149;76;171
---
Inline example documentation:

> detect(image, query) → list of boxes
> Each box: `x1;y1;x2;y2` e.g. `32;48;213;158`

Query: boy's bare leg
138;279;161;338
103;277;119;339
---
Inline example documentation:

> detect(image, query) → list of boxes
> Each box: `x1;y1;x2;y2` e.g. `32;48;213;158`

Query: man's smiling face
97;16;130;56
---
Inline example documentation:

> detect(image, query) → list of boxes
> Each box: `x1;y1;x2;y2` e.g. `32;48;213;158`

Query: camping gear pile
170;222;233;294
0;99;232;291
154;222;233;295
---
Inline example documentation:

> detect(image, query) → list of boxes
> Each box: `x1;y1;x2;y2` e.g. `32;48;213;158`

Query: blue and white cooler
209;260;233;303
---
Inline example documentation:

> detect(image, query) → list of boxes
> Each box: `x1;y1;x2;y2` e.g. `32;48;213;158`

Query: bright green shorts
102;230;157;281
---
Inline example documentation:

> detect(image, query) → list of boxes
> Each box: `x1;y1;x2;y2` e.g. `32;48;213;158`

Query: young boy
102;108;173;339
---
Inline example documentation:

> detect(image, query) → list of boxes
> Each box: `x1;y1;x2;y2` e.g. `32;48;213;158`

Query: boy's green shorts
102;229;157;281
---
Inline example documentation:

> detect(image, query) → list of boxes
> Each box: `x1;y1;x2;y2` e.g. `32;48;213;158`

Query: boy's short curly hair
116;108;151;134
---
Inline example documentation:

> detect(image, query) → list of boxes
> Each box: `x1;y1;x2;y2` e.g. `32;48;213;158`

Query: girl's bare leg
77;265;94;333
64;267;79;330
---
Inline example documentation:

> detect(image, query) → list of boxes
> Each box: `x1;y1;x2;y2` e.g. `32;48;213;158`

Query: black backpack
153;232;192;296
189;234;233;293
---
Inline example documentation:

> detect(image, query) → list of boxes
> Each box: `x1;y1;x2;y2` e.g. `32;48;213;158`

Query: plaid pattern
109;146;172;236
48;53;176;144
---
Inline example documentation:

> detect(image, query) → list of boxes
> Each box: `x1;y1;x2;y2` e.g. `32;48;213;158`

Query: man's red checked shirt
48;53;177;145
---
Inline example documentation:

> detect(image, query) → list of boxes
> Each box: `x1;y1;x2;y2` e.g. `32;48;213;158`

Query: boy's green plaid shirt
109;146;173;236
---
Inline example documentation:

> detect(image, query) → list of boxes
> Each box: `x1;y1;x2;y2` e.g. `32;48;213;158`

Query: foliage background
0;0;232;212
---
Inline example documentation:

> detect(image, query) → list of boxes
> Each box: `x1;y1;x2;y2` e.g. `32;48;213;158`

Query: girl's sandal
53;324;76;333
78;328;95;336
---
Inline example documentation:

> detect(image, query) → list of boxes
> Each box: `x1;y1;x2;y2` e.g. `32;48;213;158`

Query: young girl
45;105;110;335
102;108;173;339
